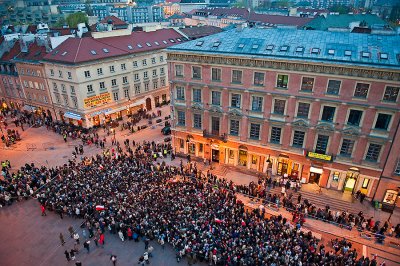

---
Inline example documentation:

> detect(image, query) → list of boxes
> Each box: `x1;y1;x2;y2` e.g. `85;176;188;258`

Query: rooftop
168;27;400;70
14;42;48;62
100;15;128;27
43;28;186;64
179;25;223;39
304;14;387;31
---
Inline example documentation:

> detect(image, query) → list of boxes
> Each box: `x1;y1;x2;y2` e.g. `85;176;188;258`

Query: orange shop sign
84;93;111;108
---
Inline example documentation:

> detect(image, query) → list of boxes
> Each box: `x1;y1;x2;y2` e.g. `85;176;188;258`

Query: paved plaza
0;107;400;265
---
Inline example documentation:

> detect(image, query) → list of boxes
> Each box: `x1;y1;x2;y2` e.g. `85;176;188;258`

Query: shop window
362;178;370;189
321;106;336;122
199;143;203;153
252;155;258;164
229;150;234;159
383;189;398;205
332;171;340;182
239;150;247;166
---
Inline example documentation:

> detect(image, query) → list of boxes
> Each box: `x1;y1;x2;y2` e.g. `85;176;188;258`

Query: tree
66;12;88;28
54;17;66;28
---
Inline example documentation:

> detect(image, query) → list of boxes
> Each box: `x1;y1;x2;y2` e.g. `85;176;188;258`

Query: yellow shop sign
84;93;111;108
307;151;332;162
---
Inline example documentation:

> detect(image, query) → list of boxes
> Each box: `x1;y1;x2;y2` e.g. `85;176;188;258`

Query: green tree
66;12;88;28
389;5;400;23
54;17;66;27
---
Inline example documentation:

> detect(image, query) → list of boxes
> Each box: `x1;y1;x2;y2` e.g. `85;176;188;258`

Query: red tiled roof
26;25;38;34
14;42;47;61
196;7;250;17
248;13;312;27
100;15;128;26
50;27;78;36
180;25;223;39
1;41;21;61
43;29;186;64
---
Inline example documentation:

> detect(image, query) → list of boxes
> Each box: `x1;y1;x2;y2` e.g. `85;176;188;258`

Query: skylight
196;41;204;46
213;41;221;47
296;47;304;53
61;51;68;56
137;44;143;48
362;52;370;58
146;42;152;47
311;48;320;54
266;45;274;50
90;50;97;55
103;48;109;53
328;49;335;55
169;39;176;43
127;45;133;50
252;44;259;49
380;53;388;59
238;43;245;48
177;38;182;42
345;50;352;56
280;45;289;52
154;42;160;46
162;40;168;44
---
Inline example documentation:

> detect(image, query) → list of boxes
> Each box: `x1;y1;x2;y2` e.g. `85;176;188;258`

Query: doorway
145;97;152;111
277;162;288;175
309;172;321;184
212;149;220;162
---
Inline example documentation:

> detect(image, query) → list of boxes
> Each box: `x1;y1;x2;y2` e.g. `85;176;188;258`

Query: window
211;68;221;81
152;69;157;77
383;86;399;102
161;78;166;87
134;73;139;81
70;86;75;94
151;57;156;64
253;72;265;86
71;96;78;108
175;65;183;77
311;48;320;54
144;71;148;79
121;63;126;70
153;81;158;90
113;91;119;101
63;95;69;106
133;61;138;68
160;56;164;62
177;110;185;126
124;88;129;98
193;88;201;103
61;84;66;92
50;69;54;76
211;117;220;134
97;68;103;75
122;76;128;84
273;99;286;115
53;82;58;91
144;82;149;92
251;96;263;112
327;80;341;95
58;70;63;78
365;143;382;162
301;77;314;92
270;127;281;143
374;113;391;130
176;86;185;100
297;102;310;118
315;135;329;154
292;131;305;148
87;84;93;93
231;94;241;108
193;113;202;129
345;50;352;56
211;91;221;106
192;66;201;79
160;67;165;75
354;83;369;98
230;120;239;136
134;84;141;94
249;123;261;140
395;160;400;175
321;106;336;122
276;74;288;88
84;71;91;78
142;59;147;66
340;139;355;157
347;110;363;126
109;66;115;73
332;172;340;182
111;79;117;86
67;72;72;79
232;70;242;84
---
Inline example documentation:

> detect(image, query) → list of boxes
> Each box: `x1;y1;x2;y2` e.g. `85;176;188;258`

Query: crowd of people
1;139;395;266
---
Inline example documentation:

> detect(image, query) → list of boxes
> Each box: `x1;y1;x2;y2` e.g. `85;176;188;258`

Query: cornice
167;53;400;82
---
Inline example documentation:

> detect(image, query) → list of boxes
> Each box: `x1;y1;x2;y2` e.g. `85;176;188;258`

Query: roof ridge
73;38;83;63
93;37;131;53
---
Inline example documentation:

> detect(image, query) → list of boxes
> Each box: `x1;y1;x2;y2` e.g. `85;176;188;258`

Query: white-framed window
276;74;288;88
193;113;202;129
153;80;158;90
84;70;91;78
315;134;329;154
211;68;222;82
159;56;164;62
176;86;185;100
177;110;185;126
144;82;149;92
211;91;221;106
231;70;242;84
111;79;117;86
273;99;286;115
124;88;129;98
144;71;148;79
67;72;72;79
122;76;128;84
152;69;157;77
192;66;202;79
133;61;138;68
192;88;202;103
374;113;392;130
121;63;126;70
365;143;382;162
160;67;165;75
110;66;115;73
142;59;147;66
134;84;141;94
229;119;240;136
251;96;263;112
50;69;54;76
354;83;369;98
253;72;265;86
270;127;282;144
70;86;75;94
113;91;119;101
292;130;305;148
300;77;314;92
97;68;103;75
175;65;183;77
151;57;156;64
383;86;399;102
327;80;341;95
87;84;93;93
321;105;336;122
58;70;63;78
339;139;355;157
231;93;241;108
249;123;261;140
347;109;363;126
134;73;139;81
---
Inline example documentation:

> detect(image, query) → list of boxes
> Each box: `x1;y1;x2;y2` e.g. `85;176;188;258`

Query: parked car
161;126;171;135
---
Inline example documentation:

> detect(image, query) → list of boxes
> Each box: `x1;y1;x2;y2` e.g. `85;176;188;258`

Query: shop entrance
238;150;247;167
277;162;288;175
343;167;360;193
309;172;321;184
212;149;220;162
146;97;152;111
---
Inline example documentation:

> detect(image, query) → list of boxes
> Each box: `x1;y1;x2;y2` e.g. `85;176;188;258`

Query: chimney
20;38;28;53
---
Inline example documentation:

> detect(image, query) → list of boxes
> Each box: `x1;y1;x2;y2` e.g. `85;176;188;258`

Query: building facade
43;28;185;127
167;28;400;207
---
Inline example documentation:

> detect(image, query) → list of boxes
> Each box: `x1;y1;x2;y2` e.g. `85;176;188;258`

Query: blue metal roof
168;28;400;70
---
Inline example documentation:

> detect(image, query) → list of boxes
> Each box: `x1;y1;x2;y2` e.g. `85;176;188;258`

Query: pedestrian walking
147;245;154;258
68;226;74;238
64;250;70;261
82;229;87;239
93;236;98;247
41;204;46;216
143;252;150;264
70;249;76;261
110;255;117;266
99;233;105;247
118;230;124;241
73;232;80;244
144;237;149;250
83;240;90;253
59;233;66;246
138;256;145;265
75;261;82;266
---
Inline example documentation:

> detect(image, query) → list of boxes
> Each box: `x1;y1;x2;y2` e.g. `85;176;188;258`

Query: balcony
203;130;227;143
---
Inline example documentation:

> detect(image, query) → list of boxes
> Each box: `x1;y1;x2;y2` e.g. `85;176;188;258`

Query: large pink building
167;27;400;208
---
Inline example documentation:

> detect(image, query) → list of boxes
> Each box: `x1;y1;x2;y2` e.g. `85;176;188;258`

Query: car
161;126;171;135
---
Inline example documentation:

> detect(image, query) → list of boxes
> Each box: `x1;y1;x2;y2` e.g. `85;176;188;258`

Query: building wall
168;52;400;202
44;50;170;127
0;63;25;109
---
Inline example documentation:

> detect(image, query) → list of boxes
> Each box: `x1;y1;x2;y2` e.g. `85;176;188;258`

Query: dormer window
238;43;245;48
380;53;388;59
362;52;370;58
345;50;352;56
103;48;109;53
328;49;335;55
252;44;259;49
213;41;221;47
146;42;151;47
127;45;133;50
169;39;176;43
266;45;274;50
61;51;67;56
280;45;289;52
296;47;304;53
177;38;182;42
154;42;160;46
162;40;168;44
311;48;320;54
137;44;143;48
196;41;204;46
90;50;97;55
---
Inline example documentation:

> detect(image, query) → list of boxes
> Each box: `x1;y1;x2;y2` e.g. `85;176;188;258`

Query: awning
104;99;146;115
23;105;36;112
130;98;145;107
64;112;82;120
310;167;323;174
